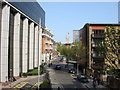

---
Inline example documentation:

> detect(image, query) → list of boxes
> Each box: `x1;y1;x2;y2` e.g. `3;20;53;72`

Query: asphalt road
49;56;87;89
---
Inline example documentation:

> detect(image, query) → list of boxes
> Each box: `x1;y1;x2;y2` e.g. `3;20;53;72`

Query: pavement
83;78;107;89
0;74;45;89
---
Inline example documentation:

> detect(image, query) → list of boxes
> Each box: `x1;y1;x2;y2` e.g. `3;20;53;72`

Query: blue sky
40;2;118;43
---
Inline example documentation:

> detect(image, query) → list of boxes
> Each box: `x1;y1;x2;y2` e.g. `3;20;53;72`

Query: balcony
92;34;104;39
91;63;104;70
92;43;99;48
49;42;53;45
92;53;104;58
45;46;53;50
45;41;49;44
49;47;53;50
42;33;53;39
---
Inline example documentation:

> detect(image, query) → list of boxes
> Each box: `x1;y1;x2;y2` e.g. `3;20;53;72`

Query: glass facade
7;0;45;27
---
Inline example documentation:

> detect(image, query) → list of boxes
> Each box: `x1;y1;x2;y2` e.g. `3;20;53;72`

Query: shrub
27;66;45;76
40;80;49;88
21;73;27;78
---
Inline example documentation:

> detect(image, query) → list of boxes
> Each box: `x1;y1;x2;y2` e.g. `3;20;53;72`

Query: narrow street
47;56;87;89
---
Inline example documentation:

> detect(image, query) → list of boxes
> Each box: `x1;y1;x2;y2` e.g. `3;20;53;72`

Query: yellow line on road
32;82;38;88
13;82;28;88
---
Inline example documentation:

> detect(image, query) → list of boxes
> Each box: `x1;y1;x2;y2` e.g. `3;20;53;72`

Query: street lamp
76;54;79;76
77;60;79;76
38;60;40;89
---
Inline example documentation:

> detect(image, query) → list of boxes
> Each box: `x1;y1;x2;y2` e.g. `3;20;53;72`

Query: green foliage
27;65;45;76
107;70;120;76
57;42;86;66
27;68;38;75
21;73;27;77
40;80;50;88
98;26;120;76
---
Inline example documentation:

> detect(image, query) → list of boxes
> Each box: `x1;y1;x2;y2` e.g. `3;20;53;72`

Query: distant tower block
66;33;70;44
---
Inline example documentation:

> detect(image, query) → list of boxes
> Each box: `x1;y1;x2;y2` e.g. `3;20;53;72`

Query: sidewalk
84;78;107;89
46;67;64;89
0;75;44;89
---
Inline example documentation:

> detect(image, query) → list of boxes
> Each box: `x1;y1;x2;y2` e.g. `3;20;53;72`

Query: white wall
22;18;28;73
0;5;10;82
13;12;20;76
29;22;34;69
34;26;39;67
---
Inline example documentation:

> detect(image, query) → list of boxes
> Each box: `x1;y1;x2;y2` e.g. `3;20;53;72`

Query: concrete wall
22;18;28;73
34;26;39;68
29;22;34;70
0;4;10;82
13;12;21;76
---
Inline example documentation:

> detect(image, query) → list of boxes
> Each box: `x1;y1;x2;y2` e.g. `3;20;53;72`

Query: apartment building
80;23;120;74
0;0;45;82
42;27;54;63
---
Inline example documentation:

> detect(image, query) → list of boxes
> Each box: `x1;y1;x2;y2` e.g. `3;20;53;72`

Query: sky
40;2;118;43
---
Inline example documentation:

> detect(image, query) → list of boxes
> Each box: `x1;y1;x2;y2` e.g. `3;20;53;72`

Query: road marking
32;82;38;88
13;82;28;88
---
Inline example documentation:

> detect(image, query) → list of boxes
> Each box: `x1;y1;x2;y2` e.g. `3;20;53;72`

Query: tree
57;42;86;65
57;44;72;60
72;42;86;66
98;26;120;76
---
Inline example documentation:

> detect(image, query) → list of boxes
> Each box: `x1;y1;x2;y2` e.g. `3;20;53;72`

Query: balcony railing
92;53;104;58
45;47;53;50
92;34;104;38
42;33;53;39
92;43;98;47
91;64;103;69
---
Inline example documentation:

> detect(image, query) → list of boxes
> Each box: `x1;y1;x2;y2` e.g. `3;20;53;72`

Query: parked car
55;65;61;70
68;68;76;74
77;74;89;83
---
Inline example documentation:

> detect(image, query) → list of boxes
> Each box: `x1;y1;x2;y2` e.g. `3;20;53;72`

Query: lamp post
38;60;40;90
76;54;79;76
77;60;79;76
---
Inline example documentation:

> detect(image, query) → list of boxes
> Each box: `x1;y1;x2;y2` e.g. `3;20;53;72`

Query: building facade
0;0;45;82
42;27;54;63
73;30;80;42
80;23;120;74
